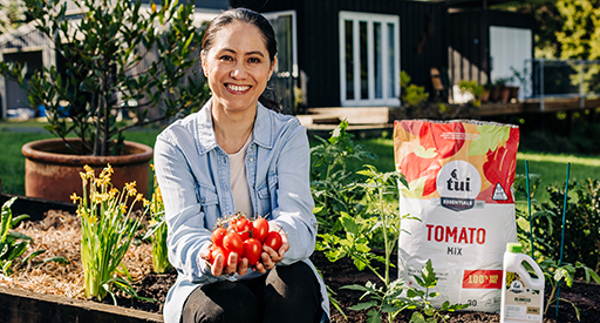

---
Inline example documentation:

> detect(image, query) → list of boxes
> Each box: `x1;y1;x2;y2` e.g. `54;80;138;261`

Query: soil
5;210;600;323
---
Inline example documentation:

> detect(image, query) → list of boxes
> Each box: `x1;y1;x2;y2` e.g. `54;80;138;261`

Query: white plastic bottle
500;242;545;323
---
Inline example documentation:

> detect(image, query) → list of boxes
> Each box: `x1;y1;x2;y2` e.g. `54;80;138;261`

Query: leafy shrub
458;80;486;107
310;120;377;234
531;179;600;272
400;71;429;108
515;175;600;320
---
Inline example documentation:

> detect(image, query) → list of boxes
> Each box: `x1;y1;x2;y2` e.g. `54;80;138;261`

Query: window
339;11;400;107
263;10;298;114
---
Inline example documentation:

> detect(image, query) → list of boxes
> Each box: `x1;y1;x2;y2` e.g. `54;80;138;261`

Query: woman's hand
200;244;249;277
253;229;289;274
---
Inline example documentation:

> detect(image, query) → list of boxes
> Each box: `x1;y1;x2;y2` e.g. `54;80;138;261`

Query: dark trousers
181;262;324;323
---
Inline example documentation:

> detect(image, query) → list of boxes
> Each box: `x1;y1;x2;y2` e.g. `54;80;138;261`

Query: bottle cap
506;242;522;253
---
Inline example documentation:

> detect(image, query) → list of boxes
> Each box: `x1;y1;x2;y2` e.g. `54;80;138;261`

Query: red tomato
236;221;253;241
230;217;249;231
243;238;262;265
209;246;229;265
223;231;244;256
211;227;227;248
252;218;269;241
264;231;283;251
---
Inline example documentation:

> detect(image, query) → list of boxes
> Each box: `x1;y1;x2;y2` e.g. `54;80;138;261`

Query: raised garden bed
1;193;600;323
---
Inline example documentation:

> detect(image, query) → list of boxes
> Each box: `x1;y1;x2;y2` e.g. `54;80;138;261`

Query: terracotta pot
507;86;520;103
490;85;501;102
480;89;490;103
499;86;511;103
21;138;153;204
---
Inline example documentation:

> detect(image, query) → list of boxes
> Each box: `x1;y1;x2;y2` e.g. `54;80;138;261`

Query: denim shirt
154;100;330;323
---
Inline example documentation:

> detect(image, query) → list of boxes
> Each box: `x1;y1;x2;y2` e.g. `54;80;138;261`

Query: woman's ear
268;56;277;80
200;50;208;78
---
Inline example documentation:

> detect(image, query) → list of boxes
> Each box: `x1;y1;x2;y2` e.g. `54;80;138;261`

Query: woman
154;8;330;323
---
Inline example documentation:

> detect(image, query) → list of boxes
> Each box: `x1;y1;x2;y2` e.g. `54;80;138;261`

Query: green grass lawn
350;139;600;203
2;120;600;203
0;119;163;196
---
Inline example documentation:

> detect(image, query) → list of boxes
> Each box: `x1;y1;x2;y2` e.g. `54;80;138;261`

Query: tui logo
436;161;481;211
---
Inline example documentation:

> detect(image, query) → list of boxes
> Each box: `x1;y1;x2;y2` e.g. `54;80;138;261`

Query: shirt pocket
256;171;278;217
196;183;219;228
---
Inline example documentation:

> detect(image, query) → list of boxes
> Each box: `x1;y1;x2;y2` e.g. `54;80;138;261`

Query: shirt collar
194;99;275;155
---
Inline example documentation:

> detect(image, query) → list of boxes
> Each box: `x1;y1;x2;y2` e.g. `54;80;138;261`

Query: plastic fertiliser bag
394;119;520;312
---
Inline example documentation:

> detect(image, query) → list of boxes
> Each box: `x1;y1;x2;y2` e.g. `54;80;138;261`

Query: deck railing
523;58;600;111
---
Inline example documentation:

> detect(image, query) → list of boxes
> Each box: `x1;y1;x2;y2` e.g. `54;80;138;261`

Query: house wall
0;25;55;119
232;0;448;108
448;9;535;87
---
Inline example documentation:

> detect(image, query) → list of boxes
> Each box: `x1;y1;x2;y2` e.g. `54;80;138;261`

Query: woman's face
201;21;276;115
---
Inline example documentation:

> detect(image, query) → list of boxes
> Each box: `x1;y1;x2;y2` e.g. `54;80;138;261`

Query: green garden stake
525;160;535;259
556;162;571;320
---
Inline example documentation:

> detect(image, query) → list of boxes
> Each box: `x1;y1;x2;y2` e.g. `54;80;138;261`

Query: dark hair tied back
202;8;282;113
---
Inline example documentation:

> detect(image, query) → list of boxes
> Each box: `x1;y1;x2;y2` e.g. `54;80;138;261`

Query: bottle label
504;272;543;322
463;269;503;289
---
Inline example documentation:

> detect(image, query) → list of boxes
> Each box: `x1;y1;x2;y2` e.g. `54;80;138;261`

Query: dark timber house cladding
448;9;535;87
0;0;534;118
231;0;449;108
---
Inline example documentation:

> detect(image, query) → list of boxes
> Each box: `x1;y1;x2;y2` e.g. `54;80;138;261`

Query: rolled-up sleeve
269;122;318;264
154;132;215;283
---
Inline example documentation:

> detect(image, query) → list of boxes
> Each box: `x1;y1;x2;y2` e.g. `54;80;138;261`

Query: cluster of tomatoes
209;214;283;267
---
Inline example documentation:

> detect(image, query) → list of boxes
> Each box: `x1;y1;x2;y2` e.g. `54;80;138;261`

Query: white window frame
263;10;298;78
339;11;400;107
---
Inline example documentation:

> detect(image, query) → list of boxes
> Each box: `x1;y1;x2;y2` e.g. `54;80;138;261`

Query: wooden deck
477;97;600;116
299;97;600;138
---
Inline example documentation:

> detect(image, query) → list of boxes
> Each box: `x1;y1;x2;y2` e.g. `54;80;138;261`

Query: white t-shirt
227;135;253;217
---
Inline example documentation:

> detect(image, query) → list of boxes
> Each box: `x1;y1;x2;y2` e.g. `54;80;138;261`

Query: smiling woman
153;8;329;323
200;19;276;154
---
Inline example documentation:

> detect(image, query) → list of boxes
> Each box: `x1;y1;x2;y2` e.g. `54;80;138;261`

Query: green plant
319;165;408;322
0;0;26;33
72;164;153;303
537;258;600;320
0;197;33;275
458;80;486;107
405;259;469;323
0;0;208;156
514;175;600;320
319;166;467;322
404;84;430;107
510;67;528;86
524;179;600;271
310;120;377;234
494;77;511;86
399;71;429;109
0;196;66;276
142;164;172;274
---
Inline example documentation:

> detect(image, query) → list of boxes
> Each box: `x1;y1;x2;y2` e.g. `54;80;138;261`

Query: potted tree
458;80;486;107
0;0;209;203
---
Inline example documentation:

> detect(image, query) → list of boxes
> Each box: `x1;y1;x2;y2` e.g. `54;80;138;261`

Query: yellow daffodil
84;164;94;178
109;188;119;199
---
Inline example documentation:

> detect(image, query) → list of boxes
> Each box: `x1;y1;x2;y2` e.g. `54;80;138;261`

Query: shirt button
249;157;254;162
201;198;205;203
